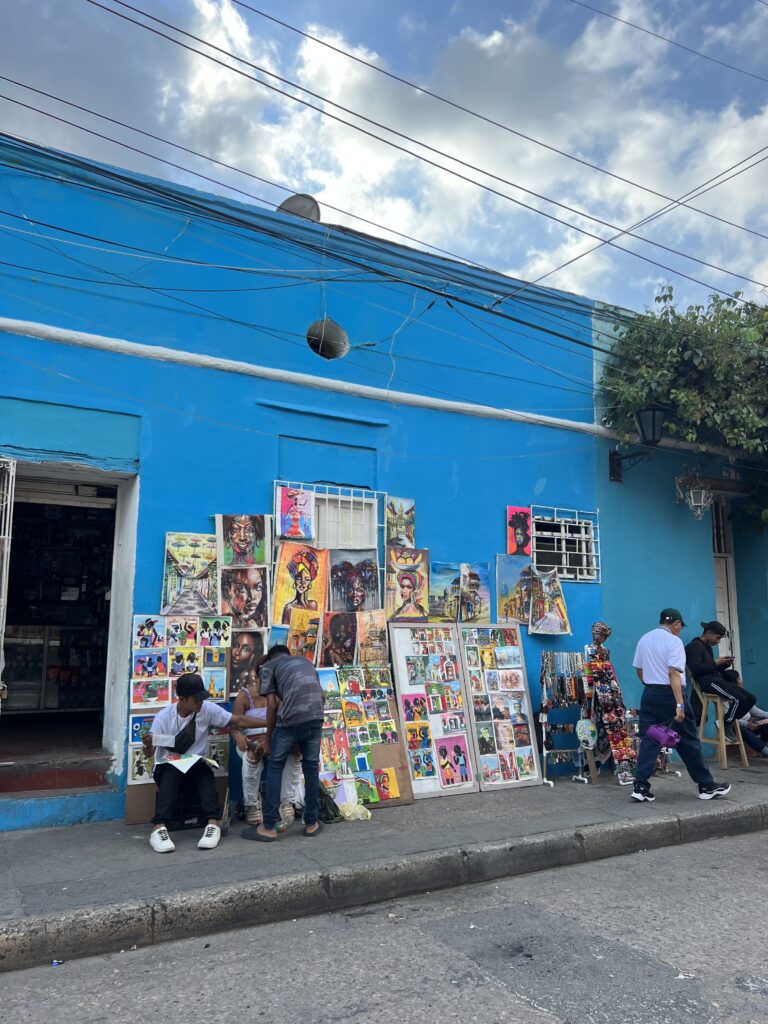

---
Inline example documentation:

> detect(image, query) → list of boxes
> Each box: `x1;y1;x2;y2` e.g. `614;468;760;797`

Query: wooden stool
691;677;749;769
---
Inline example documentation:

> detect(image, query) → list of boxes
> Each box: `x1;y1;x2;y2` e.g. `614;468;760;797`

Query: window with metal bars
530;505;600;583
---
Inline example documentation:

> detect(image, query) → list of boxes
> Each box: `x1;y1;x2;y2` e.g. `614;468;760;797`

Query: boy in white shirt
143;673;255;853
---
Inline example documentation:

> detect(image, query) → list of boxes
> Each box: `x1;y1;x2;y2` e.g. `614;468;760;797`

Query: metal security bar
0;458;17;712
530;504;601;583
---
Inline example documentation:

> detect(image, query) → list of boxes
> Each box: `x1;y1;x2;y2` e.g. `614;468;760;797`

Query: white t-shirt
632;627;685;686
150;701;231;761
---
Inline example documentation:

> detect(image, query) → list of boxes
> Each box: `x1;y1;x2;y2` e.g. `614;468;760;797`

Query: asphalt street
2;831;766;1024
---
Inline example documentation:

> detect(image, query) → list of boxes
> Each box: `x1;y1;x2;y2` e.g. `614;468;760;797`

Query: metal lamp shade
306;318;350;360
633;402;667;446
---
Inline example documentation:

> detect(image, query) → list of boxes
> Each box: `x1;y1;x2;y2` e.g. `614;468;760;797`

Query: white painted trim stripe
0;316;611;438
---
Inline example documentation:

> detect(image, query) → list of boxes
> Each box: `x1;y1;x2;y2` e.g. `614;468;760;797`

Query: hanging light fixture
306;317;350;359
609;402;669;482
675;467;714;521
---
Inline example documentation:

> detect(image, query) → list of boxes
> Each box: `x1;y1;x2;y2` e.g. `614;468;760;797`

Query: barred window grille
530;505;600;583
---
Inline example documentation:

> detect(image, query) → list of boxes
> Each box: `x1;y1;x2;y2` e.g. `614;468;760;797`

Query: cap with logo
659;608;686;628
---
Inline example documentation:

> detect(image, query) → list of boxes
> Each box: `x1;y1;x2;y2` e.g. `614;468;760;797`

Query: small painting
472;695;492;721
166;617;199;649
287;608;321;663
215;514;270;567
515;746;537;778
479;754;501;785
219;567;270;629
408;748;436;779
342;696;366;728
506;506;532;556
272;543;329;627
319;611;357;667
131;676;170;708
338;666;365;696
498;751;519;782
277;486;315;541
199;617;232;648
354;770;380;803
379;721;399;743
496;555;533;624
169;647;202;677
494;645;522;668
428;561;460;622
131;649;168;678
318;668;341;696
514;723;532;746
386;496;415;547
132;615;166;649
401;693;429;722
321;729;351;774
203;648;228;668
436;734;472;787
229;630;267;694
405;722;432;750
329;550;380;612
129;746;154;784
528;567;571;635
459;562;492;624
493;720;517;752
160;533;217;616
129;713;155;744
386;547;429;621
440;710;465;733
374;767;400;800
356;609;389;664
475;722;497;756
208;739;230;774
203;668;227;701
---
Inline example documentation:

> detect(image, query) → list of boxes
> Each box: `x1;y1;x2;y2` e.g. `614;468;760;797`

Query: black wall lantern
609;402;668;482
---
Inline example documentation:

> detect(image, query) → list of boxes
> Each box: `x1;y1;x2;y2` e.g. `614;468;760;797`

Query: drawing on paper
219;567;269;629
215;514;270;566
506;506;531;556
329;550;379;612
160;533;217;615
277;486;315;541
385;547;429;621
385;496;415;547
428;561;460;622
272;543;329;626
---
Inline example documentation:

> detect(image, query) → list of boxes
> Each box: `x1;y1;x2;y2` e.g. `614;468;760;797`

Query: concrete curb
2;801;765;972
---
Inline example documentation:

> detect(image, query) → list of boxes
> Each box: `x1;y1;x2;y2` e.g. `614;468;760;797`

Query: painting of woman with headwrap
506;506;531;556
385;547;429;622
272;542;330;626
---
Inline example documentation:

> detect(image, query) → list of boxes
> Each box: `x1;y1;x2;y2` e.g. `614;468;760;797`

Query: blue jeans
263;720;323;830
635;686;713;789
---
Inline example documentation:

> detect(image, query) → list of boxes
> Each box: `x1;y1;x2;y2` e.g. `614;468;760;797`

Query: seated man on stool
144;672;256;853
685;620;756;742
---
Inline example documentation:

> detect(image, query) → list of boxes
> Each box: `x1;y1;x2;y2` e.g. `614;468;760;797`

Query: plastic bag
337;802;371;821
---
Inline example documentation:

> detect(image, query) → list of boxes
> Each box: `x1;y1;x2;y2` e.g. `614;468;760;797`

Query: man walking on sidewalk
242;645;325;842
631;608;730;803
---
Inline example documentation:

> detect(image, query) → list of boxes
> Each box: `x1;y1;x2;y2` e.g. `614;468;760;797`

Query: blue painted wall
733;526;768;700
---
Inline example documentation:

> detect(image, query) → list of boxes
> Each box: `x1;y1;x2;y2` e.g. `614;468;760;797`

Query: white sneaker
198;823;221;850
149;826;175;853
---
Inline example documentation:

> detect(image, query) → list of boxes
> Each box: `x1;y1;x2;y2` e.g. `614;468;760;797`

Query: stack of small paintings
391;624;476;795
460;625;541;788
318;664;403;805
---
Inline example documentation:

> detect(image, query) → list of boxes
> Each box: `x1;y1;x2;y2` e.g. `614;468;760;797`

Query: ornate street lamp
609;402;668;482
675;468;714;521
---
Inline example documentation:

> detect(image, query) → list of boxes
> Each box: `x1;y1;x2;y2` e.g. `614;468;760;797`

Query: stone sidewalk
2;762;767;971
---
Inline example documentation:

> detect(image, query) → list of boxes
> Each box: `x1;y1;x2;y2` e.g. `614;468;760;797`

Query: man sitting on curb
631;608;731;804
242;645;325;842
686;620;756;742
144;673;258;853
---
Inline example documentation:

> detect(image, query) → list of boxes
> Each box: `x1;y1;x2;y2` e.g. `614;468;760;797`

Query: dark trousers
740;726;767;755
635;686;713;789
152;760;220;825
263;720;322;830
697;674;756;724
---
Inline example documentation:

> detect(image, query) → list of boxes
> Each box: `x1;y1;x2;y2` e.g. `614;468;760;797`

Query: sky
1;0;767;314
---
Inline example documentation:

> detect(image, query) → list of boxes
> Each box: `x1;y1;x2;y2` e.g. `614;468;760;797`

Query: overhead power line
233;1;765;243
81;0;768;298
566;0;768;85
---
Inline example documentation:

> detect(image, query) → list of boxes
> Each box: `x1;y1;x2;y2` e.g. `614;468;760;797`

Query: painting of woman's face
347;575;366;610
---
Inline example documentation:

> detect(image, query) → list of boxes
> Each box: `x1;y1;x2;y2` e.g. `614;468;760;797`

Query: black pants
152;760;220;825
696;674;756;724
635;686;712;789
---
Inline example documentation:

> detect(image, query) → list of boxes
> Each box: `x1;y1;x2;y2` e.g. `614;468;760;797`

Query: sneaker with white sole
631;784;656;803
698;782;731;800
198;823;221;849
149;826;176;853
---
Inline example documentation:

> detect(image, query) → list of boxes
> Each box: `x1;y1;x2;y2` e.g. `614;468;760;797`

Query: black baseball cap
175;673;209;699
659;608;686;627
701;620;728;637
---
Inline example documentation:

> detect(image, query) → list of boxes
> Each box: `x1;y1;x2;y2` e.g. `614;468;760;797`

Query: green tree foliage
601;288;768;458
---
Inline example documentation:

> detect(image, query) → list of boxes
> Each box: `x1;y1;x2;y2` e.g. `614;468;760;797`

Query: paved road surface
3;832;767;1023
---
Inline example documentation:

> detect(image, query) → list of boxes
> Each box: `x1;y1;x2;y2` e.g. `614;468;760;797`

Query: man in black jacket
685;621;756;740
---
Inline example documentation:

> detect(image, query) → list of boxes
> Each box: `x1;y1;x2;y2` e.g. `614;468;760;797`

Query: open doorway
1;477;117;794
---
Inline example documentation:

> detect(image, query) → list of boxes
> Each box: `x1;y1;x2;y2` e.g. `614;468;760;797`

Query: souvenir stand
457;624;542;790
539;650;598;785
584;622;636;786
389;623;479;797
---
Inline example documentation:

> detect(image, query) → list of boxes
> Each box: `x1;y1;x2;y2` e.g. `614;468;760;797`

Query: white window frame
530;505;601;583
0;457;17;706
273;480;387;592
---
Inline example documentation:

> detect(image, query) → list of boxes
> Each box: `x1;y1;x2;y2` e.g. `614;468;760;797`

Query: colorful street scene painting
496;555;532;623
428;561;460;622
385;496;415;547
160;533;217;616
459;562;491;624
215;514;270;567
